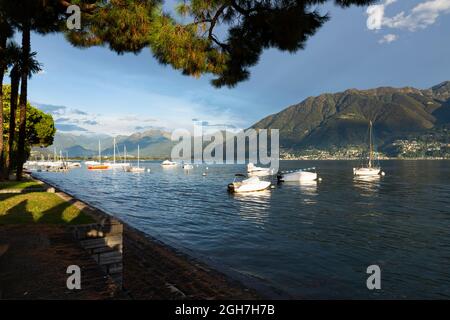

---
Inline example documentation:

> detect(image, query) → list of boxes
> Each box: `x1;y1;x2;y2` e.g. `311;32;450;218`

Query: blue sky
13;0;450;135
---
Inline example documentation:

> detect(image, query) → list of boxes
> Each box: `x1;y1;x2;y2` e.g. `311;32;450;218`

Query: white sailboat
125;145;145;173
353;121;385;176
106;137;131;169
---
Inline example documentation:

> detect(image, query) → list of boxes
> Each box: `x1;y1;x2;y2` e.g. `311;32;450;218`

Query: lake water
33;160;450;299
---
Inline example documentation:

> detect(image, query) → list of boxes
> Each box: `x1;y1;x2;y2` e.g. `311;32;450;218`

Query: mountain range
38;81;450;158
41;129;175;158
252;81;450;151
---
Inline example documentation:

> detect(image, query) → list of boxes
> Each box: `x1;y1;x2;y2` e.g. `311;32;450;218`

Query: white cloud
367;0;450;32
34;100;243;136
378;33;399;43
366;0;397;30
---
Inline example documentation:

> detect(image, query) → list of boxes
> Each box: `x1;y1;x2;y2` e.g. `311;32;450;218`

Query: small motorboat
183;164;194;170
247;163;274;176
88;140;111;170
277;169;318;182
88;164;110;170
161;160;178;167
228;174;271;193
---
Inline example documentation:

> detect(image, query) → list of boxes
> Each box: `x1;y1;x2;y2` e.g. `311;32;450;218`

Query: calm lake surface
34;160;450;299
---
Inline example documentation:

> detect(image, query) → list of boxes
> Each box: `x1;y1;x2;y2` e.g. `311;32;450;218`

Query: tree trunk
0;34;7;181
6;66;20;179
16;22;31;181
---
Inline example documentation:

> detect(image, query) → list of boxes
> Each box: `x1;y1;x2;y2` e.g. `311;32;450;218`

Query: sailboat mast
138;145;140;168
369;121;373;168
113;137;116;164
99;140;101;164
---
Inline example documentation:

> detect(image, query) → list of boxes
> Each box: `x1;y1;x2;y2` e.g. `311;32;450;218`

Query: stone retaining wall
30;176;124;288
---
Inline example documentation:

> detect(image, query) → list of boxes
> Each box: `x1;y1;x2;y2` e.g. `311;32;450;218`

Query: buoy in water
318;177;323;182
381;171;386;176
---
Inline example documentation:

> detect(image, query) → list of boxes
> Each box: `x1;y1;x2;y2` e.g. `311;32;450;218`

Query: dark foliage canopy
1;0;376;88
62;0;375;87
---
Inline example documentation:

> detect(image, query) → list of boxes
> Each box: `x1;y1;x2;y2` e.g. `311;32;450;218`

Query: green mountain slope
252;81;450;151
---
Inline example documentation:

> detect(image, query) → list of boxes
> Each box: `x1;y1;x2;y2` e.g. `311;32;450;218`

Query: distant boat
125;145;145;173
247;163;274;177
161;160;178;167
85;160;100;166
183;163;194;170
353;121;385;176
277;169;318;182
88;141;111;170
228;174;271;193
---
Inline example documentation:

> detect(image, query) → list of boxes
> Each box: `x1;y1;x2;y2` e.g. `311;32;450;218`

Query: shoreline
280;158;450;161
32;175;284;299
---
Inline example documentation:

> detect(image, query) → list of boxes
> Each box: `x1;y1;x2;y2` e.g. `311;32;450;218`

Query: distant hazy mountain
252;81;450;151
51;132;112;152
102;130;174;158
44;129;175;158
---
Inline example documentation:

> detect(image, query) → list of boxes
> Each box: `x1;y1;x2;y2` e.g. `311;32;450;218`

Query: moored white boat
353;167;381;176
67;162;81;168
107;162;131;169
228;175;271;193
247;163;274;176
88;141;111;170
353;121;385;177
161;160;178;167
277;169;318;182
125;145;145;173
183;164;194;170
84;160;100;166
125;166;145;173
104;137;131;169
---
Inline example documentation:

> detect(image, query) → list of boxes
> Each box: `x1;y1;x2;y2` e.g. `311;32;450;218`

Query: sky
11;0;450;136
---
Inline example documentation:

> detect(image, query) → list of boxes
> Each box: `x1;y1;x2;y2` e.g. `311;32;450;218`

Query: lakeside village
30;137;450;163
280;139;450;160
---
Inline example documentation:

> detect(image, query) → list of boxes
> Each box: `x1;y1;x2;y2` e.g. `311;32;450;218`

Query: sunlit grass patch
0;192;95;225
0;180;43;190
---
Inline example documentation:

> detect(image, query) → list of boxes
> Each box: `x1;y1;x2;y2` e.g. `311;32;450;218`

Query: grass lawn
0;192;95;225
0;180;43;191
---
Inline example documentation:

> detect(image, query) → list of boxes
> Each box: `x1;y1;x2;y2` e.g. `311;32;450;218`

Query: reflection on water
34;160;450;299
353;175;381;195
233;190;272;227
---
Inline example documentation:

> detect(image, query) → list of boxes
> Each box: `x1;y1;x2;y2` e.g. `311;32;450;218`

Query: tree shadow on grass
0;194;94;225
0;200;35;224
39;201;93;225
